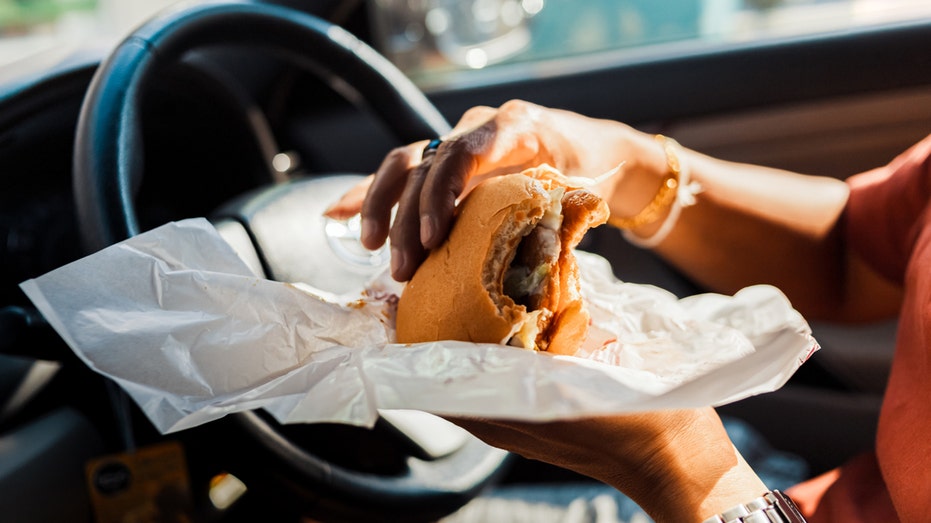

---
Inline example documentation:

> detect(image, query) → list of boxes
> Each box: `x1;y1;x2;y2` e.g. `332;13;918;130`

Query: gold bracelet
608;134;681;230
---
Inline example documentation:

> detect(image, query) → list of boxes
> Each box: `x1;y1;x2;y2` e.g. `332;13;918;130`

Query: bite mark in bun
395;165;609;355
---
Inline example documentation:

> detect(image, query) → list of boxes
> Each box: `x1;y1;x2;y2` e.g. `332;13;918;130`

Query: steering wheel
72;1;511;521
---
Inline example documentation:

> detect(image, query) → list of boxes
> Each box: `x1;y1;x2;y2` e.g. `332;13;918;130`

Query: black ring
422;138;443;157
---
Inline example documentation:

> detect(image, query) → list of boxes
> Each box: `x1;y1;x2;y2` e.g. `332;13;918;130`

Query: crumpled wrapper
20;218;818;434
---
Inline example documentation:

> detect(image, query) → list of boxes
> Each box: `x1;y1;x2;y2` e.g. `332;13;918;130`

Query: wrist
602;409;767;522
638;444;766;522
606;130;677;232
609;133;702;247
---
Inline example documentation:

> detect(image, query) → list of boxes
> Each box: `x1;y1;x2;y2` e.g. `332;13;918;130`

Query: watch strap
701;490;807;523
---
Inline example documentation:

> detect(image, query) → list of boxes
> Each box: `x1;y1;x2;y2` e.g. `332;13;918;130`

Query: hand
325;100;639;281
450;407;767;522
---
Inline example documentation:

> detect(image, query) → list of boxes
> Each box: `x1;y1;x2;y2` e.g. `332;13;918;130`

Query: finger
360;143;425;250
450;105;497;134
418;118;535;248
417;138;478;247
323;175;374;219
445;416;534;454
388;159;432;281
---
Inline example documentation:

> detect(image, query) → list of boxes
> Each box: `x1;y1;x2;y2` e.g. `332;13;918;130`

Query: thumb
322;175;374;219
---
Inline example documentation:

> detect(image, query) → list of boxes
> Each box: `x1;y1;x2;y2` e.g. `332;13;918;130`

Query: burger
395;165;609;355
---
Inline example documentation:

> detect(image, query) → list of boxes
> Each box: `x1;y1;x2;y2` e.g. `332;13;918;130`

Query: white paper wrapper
20;218;818;434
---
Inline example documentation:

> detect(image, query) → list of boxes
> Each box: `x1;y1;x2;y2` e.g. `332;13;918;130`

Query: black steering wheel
72;1;510;521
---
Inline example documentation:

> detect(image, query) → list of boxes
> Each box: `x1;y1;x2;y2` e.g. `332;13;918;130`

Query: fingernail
421;216;437;246
390;247;406;279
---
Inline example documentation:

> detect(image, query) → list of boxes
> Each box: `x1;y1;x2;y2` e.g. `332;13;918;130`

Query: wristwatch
701;490;807;523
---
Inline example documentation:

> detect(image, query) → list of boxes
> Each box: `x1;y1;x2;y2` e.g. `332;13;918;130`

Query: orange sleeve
790;134;931;522
843;134;931;283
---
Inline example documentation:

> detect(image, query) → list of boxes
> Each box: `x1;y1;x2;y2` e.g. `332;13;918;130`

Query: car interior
1;0;929;521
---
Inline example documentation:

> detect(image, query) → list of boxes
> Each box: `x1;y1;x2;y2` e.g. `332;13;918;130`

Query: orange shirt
788;134;931;522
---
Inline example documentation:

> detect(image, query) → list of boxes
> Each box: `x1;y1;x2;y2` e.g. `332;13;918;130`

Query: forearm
603;126;900;321
337;98;902;317
656;150;850;318
597;409;768;523
638;446;767;523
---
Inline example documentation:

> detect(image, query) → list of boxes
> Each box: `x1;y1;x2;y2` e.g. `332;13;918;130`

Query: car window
1;0;929;86
369;0;931;90
0;0;181;67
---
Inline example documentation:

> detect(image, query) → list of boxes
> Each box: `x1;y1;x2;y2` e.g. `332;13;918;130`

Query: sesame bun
395;165;608;355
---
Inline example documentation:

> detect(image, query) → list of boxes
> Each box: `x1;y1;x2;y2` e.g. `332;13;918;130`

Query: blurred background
1;0;929;88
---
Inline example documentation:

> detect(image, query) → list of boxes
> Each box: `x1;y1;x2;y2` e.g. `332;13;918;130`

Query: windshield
2;0;930;88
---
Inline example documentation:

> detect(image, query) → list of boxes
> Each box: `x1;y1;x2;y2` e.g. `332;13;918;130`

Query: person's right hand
449;407;768;522
325;100;639;281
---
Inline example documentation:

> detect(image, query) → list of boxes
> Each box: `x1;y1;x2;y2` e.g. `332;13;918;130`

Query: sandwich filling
501;187;565;349
395;168;609;352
